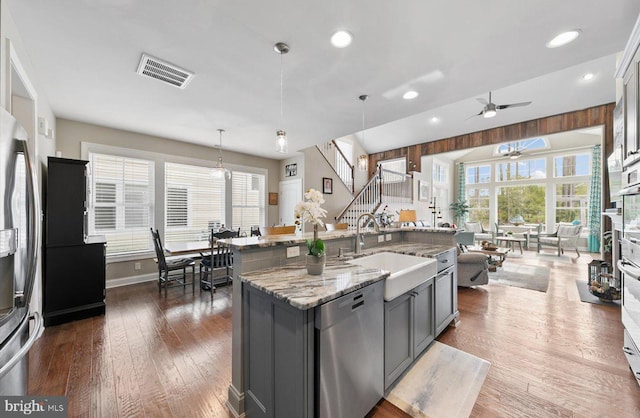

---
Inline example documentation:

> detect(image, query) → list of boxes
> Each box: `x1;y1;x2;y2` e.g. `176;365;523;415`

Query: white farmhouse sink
347;252;437;301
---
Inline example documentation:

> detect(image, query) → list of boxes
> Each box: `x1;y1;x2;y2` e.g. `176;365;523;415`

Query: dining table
165;241;211;256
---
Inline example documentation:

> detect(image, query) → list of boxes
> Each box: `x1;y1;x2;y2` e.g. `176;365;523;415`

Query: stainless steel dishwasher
315;280;384;418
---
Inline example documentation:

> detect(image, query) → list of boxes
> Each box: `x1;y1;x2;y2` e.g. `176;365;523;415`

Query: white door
279;179;302;226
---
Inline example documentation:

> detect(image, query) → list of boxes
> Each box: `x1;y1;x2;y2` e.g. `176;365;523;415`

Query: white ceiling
6;1;640;159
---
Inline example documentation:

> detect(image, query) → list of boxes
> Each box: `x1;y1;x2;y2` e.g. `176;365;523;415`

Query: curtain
587;145;601;252
457;163;466;221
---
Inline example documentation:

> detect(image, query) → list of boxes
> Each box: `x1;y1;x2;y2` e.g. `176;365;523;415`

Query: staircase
335;166;413;229
316;140;354;194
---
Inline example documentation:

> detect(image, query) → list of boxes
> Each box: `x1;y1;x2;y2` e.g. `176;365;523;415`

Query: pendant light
357;94;369;172
274;42;290;154
211;129;231;180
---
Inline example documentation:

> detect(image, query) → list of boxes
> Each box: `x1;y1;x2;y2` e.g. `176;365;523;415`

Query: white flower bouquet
294;188;328;256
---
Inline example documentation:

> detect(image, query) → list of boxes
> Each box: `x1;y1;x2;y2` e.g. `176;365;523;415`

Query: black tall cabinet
44;157;106;326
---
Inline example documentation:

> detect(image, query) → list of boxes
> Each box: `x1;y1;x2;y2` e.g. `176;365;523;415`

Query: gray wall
55;118;283;283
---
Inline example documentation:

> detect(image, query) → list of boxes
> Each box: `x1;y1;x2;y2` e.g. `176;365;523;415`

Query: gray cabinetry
434;248;458;336
384;292;413;389
435;266;456;335
413;281;435;358
243;280;384;418
384;279;434;389
243;285;314;418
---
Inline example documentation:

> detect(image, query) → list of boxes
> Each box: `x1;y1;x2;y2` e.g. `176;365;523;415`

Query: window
88;153;154;255
466;165;490;184
467;188;490;228
164;162;225;245
497;185;546;224
554;153;591;177
496;159;546;181
232;171;265;235
433;162;447;184
94;182;116;230
166;187;188;227
556;182;589;224
494;138;547;156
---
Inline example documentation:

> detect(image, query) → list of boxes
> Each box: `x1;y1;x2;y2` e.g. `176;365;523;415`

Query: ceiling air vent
136;53;194;89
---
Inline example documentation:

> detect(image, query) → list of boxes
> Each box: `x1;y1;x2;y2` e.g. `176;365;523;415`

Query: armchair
464;221;494;243
537;223;582;257
455;231;490;287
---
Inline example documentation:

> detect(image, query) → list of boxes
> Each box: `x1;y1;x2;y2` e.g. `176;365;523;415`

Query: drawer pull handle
623;347;634;355
352;300;364;311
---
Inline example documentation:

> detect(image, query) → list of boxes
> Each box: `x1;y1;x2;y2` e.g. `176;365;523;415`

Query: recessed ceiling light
429;116;440;124
582;73;595;81
546;29;581;48
331;30;353;48
402;91;419;100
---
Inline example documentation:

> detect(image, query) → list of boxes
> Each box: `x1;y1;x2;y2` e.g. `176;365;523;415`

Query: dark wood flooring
29;251;640;417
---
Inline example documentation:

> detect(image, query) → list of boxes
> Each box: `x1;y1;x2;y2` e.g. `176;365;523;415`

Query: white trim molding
106;273;156;289
615;13;640;78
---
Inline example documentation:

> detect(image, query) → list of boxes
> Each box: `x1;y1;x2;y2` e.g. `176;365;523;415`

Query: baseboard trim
226;384;245;418
106;273;156;289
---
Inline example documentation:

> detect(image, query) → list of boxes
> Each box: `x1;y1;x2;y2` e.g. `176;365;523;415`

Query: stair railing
335;166;382;228
316;141;354;194
336;166;413;229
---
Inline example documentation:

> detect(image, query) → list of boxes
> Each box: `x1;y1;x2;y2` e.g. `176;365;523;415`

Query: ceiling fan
503;149;523;159
500;137;545;159
471;91;532;119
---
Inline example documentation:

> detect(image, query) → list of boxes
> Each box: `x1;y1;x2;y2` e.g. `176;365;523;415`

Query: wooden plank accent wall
368;103;616;208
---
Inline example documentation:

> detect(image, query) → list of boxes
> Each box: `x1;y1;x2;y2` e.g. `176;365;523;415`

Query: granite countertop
350;242;454;258
239;259;390;310
239;242;456;310
222;226;457;251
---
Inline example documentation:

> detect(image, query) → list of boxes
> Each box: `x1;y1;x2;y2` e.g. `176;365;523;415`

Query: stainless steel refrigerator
0;107;42;395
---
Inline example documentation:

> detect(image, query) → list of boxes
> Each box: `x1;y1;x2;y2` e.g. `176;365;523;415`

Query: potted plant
449;198;469;226
294;188;328;275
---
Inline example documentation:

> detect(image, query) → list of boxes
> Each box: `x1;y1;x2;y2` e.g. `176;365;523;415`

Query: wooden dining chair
260;225;296;235
325;223;349;231
150;228;195;297
199;229;236;299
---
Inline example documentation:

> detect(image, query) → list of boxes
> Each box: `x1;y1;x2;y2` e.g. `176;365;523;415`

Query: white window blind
165;162;225;244
232;171;265;235
89;153;154;255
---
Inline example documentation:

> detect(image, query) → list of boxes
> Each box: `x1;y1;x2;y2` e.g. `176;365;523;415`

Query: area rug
535;251;581;262
488;263;550;292
386;341;490;418
575;280;621;307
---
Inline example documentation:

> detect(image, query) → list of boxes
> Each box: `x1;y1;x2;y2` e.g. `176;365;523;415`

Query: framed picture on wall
268;192;278;205
418;180;430;201
322;177;333;194
285;163;297;177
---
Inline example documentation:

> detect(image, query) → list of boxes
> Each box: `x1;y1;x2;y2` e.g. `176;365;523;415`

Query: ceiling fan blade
476;98;488;105
466;110;483;120
496;101;532;110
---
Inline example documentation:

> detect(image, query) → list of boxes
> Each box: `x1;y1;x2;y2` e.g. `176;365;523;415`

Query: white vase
306;253;326;275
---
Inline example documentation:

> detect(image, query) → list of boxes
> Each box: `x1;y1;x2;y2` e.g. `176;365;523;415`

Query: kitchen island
226;228;459;417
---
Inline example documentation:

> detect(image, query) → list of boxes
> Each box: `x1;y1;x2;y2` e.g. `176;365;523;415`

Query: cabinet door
44;243;105;326
435;267;456;336
413;279;434;357
384;293;413;389
243;285;313;418
624;55;638;165
244;286;274;418
46;158;88;246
